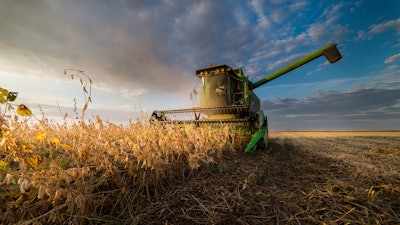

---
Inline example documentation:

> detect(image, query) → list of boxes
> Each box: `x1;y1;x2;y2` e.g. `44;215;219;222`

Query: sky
0;0;399;130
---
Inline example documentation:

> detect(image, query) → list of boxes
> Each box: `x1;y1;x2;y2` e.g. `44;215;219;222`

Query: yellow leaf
0;88;8;96
0;160;10;170
35;132;46;141
0;87;8;103
22;144;34;153
16;104;32;117
51;138;60;145
60;144;73;151
26;154;41;167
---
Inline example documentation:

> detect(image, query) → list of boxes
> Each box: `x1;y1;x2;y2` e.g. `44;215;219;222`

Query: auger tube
250;43;342;90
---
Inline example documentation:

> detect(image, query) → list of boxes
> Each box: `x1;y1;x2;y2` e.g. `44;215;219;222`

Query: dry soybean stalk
64;69;93;122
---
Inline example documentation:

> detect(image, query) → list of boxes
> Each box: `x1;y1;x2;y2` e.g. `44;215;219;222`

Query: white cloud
356;18;400;40
120;88;148;99
303;2;350;44
370;18;400;34
384;54;400;64
321;2;344;26
355;30;367;40
251;0;271;31
307;24;327;42
289;1;308;12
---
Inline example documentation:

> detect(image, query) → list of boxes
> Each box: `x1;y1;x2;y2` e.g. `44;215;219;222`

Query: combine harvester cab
151;43;342;152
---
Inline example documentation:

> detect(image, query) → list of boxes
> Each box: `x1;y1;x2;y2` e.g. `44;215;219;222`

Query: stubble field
154;130;400;225
0;119;399;224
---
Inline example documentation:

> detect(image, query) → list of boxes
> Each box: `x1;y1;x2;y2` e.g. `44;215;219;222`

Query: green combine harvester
151;43;342;152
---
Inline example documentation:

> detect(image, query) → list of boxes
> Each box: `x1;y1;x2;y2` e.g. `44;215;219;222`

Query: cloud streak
356;18;400;40
385;54;400;64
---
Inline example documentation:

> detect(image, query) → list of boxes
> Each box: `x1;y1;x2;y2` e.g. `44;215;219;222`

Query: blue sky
0;0;399;130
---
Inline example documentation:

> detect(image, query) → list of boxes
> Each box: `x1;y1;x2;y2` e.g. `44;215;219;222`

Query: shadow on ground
134;135;400;225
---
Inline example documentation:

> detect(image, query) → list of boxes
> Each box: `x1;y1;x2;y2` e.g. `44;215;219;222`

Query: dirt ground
135;131;400;225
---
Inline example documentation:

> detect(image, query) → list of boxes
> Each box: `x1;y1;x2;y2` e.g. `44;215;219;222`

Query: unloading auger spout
250;43;342;90
150;43;342;152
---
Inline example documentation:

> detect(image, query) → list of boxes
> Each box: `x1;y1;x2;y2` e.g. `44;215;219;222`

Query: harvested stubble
1;119;400;225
